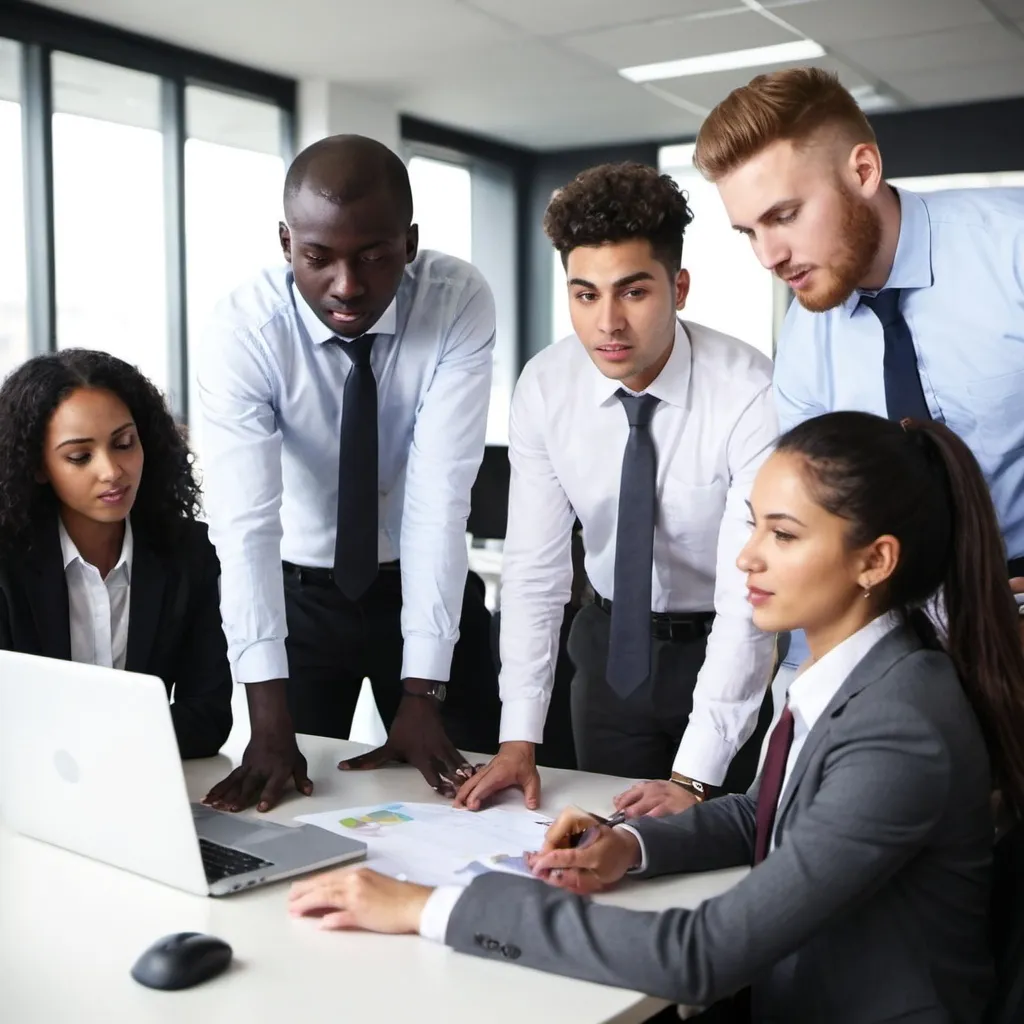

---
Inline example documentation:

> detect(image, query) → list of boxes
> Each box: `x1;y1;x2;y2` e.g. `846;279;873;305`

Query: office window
659;144;775;359
51;54;168;390
408;151;517;444
0;39;28;382
185;86;285;441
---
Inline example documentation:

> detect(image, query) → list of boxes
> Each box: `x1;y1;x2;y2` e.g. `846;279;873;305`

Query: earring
862;584;872;599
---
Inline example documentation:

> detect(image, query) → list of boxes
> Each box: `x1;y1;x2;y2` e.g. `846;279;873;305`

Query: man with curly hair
457;162;778;818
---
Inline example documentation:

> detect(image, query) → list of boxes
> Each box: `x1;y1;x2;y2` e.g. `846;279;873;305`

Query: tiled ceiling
32;0;1024;149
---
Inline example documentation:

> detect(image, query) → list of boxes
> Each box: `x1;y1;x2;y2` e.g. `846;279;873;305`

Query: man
456;163;777;817
197;135;500;813
693;67;1024;672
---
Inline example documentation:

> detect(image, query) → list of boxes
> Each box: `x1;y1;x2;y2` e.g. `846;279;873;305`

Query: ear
674;268;691;311
848;142;883;200
279;222;292;264
857;534;900;591
405;223;419;265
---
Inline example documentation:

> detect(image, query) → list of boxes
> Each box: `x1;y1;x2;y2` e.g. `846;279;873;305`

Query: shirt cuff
617;824;648;874
419;885;466;943
401;635;456;683
498;697;549;745
232;639;289;684
671;726;733;788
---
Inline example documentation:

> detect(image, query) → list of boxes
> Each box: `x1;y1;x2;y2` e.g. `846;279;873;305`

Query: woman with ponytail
288;411;1024;1024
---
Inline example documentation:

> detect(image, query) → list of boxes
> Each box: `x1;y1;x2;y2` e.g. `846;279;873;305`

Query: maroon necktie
753;704;795;865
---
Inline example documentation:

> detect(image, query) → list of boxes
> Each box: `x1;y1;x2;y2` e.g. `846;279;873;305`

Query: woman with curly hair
0;349;231;758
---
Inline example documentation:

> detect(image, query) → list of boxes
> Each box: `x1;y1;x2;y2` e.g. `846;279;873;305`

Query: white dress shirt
498;319;778;784
196;252;495;684
420;612;904;942
58;517;133;670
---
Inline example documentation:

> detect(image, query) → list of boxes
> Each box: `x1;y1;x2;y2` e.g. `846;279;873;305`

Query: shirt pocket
964;369;1024;457
659;477;728;559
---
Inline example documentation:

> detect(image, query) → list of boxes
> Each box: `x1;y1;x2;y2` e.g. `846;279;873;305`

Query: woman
0;350;232;759
288;412;1024;1023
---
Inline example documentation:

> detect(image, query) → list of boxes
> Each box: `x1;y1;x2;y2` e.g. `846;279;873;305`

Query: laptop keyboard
199;837;274;883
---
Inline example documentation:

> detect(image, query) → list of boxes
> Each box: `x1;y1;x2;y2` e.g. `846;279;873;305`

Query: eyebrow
55;421;135;450
744;499;807;528
567;271;656;290
732;198;800;231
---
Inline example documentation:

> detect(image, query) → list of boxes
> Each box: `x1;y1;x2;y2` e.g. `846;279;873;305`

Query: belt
282;560;399;587
593;592;714;643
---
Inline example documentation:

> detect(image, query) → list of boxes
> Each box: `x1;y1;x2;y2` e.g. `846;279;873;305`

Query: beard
788;187;881;313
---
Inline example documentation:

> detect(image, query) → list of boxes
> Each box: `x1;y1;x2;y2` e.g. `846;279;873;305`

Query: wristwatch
669;772;717;802
402;679;447;702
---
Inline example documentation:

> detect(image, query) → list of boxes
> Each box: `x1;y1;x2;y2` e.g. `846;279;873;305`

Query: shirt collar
787;611;901;731
58;516;133;582
841;186;934;316
590;318;692;408
290;275;398;346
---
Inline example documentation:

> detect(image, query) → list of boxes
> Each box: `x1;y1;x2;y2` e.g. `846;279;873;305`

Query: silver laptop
0;651;365;896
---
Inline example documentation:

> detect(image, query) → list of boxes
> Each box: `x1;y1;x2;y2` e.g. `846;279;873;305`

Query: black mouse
130;932;233;991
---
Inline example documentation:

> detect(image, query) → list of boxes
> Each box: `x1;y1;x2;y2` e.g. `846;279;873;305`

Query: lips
596;344;632;362
97;486;129;504
747;585;773;607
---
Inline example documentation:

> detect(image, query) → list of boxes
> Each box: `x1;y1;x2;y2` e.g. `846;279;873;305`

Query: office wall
298;80;400;154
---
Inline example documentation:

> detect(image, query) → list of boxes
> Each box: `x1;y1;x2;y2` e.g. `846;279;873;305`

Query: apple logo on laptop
53;749;80;784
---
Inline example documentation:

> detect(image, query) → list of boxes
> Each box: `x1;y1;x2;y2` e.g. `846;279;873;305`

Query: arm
455;364;576;808
168;527;234;759
671;385;778;786
196;316;310;811
446;702;951;1006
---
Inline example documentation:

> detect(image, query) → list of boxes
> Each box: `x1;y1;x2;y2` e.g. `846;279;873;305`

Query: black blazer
0;518;232;759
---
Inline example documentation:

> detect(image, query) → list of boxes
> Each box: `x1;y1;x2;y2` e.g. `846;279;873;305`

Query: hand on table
524;807;642;895
204;680;312;813
338;687;476;798
613;780;699;819
454;742;541;811
289;866;433;933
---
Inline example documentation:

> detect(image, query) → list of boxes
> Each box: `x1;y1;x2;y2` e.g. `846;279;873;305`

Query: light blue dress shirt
775;186;1024;667
196;251;495;684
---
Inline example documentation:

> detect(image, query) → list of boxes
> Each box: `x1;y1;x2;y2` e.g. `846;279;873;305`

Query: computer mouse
130;932;233;991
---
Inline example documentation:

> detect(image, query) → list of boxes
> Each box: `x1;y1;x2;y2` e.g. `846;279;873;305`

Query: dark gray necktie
859;288;931;422
606;391;660;697
333;333;378;600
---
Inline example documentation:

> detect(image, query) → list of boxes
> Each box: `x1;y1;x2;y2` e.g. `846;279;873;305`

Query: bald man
198;135;500;813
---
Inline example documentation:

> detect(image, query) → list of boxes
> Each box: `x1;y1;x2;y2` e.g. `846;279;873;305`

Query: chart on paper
297;802;552;887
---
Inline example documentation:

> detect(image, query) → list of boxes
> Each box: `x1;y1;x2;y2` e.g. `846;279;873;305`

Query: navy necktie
859;288;931;422
606;391;660;698
333;333;378;600
753;704;795;865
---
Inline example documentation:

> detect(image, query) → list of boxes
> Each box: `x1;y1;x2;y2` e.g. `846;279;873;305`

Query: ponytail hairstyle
777;411;1024;815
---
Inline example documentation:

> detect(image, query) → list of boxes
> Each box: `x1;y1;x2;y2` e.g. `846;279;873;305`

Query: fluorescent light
849;84;897;113
619;40;826;83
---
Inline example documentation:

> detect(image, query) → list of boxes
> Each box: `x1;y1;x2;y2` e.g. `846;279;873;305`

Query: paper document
297;802;551;887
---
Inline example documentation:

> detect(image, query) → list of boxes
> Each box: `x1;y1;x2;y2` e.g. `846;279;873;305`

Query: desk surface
0;730;745;1024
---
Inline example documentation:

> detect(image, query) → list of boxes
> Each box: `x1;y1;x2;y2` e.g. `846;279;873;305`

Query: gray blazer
446;627;995;1023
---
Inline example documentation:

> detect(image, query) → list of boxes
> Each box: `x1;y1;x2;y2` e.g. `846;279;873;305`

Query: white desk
0;732;746;1024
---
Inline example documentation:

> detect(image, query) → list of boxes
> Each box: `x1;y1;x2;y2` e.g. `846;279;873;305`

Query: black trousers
282;564;500;756
568;603;772;790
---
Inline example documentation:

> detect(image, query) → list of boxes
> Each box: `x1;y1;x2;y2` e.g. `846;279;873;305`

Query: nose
95;450;125;483
755;231;790;272
736;533;766;575
330;260;365;303
596;297;626;337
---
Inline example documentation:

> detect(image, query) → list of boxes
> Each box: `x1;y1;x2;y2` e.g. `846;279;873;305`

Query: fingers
256;769;291;813
546;867;603;895
318;910;358;931
1009;577;1024;593
623;793;663;819
234;770;267;813
294;763;314;797
613;785;645;812
645;800;676;818
454;761;509;810
289;886;340;917
203;766;247;807
530;844;597;874
338;744;395;772
540;807;594;854
523;770;541;811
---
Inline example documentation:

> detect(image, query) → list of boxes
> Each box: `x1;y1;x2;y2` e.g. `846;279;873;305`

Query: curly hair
0;349;202;558
543;162;694;277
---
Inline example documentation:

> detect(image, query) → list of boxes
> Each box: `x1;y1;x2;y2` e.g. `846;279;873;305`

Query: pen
568;808;629;849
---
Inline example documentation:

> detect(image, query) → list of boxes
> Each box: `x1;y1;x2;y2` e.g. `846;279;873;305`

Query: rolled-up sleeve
399;275;495;681
672;385;778;784
196;319;288;684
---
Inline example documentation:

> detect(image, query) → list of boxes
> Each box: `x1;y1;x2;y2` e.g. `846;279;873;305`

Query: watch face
434;683;447;702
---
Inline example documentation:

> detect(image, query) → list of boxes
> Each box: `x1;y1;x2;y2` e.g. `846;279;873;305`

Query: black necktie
606;391;660;698
859;288;931;422
333;334;378;600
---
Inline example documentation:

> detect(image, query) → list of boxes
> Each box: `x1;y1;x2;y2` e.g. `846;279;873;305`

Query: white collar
788;611;901;730
58;517;134;583
590;318;693;409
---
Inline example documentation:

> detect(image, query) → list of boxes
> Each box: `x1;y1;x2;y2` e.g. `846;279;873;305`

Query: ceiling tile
778;0;995;44
889;58;1024;105
837;22;1024;77
462;0;737;38
562;10;799;69
650;54;873;112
